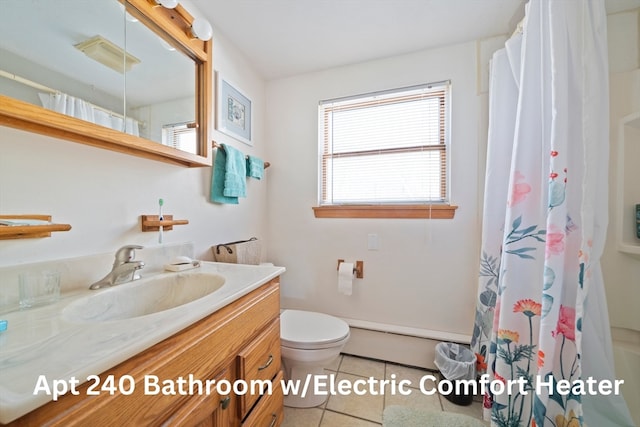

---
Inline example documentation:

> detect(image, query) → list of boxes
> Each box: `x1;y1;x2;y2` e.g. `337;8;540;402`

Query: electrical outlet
368;234;379;250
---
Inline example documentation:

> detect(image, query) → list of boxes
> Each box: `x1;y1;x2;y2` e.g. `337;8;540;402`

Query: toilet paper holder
337;259;364;279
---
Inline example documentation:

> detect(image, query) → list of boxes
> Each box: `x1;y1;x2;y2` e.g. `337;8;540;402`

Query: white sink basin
63;272;225;322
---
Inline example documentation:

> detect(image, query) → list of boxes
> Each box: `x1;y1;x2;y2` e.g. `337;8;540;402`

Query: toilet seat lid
281;310;350;349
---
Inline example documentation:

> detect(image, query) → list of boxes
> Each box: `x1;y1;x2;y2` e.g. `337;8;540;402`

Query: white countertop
0;262;285;424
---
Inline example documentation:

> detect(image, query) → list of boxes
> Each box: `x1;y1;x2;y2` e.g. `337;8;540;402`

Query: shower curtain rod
0;68;137;124
0;69;56;93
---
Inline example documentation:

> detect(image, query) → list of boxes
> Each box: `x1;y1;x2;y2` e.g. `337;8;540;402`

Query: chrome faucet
89;245;145;290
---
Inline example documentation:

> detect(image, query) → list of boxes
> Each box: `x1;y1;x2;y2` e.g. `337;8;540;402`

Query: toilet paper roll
338;262;354;296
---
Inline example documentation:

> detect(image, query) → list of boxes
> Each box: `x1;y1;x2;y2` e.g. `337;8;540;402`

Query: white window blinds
162;122;197;153
319;81;450;205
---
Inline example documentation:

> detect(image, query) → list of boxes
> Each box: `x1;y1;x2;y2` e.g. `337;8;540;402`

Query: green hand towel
222;144;247;198
246;155;264;180
210;147;239;204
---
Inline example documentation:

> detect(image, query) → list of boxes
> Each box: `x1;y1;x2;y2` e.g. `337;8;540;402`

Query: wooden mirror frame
0;0;212;167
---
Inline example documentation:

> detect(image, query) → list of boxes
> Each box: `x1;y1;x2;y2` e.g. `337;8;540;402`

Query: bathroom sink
63;272;225;323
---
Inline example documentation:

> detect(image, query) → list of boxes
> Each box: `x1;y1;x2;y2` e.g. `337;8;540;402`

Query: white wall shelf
616;111;640;259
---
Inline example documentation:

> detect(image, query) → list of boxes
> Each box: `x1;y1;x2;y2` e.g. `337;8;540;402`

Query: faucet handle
114;245;144;264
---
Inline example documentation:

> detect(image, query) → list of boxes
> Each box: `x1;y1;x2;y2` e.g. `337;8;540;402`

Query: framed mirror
0;0;211;167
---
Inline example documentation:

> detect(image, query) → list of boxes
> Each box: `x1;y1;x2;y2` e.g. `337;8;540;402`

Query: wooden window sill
312;204;458;219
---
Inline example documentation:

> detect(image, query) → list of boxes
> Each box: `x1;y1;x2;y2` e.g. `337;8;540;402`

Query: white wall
265;42;482;338
602;9;640;425
602;8;640;334
0;5;268;268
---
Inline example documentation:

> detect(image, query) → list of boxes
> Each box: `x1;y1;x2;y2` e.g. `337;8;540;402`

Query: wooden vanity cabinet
5;278;283;427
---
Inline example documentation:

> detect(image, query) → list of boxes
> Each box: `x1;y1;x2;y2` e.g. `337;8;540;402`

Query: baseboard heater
339;317;472;370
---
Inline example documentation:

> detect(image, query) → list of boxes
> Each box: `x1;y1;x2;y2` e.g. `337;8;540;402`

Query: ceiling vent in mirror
74;35;141;74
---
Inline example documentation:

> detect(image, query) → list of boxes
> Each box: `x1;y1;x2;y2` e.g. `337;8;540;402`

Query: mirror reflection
0;0;198;154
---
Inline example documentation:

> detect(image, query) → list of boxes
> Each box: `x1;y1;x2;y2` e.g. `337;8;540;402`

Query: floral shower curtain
470;1;634;426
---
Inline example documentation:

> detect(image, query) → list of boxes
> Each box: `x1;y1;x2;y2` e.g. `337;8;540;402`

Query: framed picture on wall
216;73;252;146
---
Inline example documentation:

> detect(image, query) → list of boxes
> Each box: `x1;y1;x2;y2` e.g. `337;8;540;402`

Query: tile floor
281;354;488;427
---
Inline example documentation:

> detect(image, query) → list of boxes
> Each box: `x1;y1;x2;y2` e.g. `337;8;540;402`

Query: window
162;122;197;153
314;82;456;219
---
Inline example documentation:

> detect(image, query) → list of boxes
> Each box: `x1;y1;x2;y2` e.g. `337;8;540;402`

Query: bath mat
382;405;487;427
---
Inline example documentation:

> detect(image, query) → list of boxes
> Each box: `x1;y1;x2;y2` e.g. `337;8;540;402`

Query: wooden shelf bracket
141;215;189;232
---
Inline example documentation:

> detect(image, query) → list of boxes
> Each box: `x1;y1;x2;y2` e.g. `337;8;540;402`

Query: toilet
280;309;350;408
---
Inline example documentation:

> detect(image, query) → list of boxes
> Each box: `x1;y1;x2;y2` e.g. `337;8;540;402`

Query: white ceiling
194;0;640;81
1;0;638;104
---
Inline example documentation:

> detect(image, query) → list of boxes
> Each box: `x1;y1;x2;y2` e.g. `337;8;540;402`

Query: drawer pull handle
268;413;277;427
220;396;231;410
258;354;274;371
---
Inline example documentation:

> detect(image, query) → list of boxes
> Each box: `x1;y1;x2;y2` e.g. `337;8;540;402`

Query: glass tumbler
19;271;60;309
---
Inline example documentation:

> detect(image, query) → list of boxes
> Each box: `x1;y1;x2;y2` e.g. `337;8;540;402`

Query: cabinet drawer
238;319;281;418
241;370;283;427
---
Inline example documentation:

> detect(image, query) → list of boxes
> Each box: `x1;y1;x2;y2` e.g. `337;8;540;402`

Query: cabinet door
237;320;281;418
162;368;234;427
